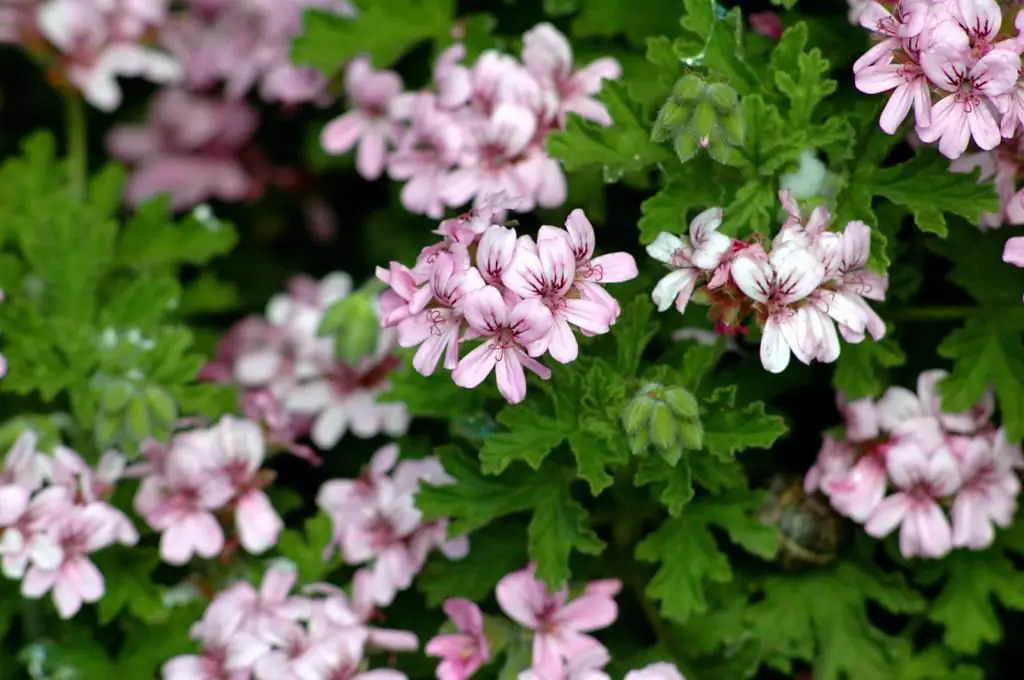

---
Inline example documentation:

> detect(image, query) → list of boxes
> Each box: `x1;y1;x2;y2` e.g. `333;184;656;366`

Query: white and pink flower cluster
320;23;621;217
201;271;409;452
647;191;888;374
377;197;638;404
0;431;138;619
316;444;469;608
162;564;418;680
427;564;686;680
1;0;183;111
806;370;1024;559
132;415;284;566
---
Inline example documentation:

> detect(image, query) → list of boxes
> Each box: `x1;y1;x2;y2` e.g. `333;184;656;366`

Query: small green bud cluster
652;74;745;165
621;382;703;465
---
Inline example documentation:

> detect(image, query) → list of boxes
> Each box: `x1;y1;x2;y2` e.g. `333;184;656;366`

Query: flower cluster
103;0;353;214
0;431;137;619
317;444;468;607
427;564;687;680
200;271;409;452
853;0;1024;160
805;370;1024;559
162;564;418;680
1005;234;1024;294
377;197;638;404
1;0;183;110
647;191;888;374
320;23;621;217
132;415;284;565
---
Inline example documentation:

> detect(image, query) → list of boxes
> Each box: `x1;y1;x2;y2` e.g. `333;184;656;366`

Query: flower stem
64;91;86;199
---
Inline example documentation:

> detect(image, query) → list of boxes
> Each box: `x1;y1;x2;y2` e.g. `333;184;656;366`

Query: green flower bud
673;74;707;102
720;110;746;145
649;403;678;453
622;391;658;435
705;137;740;166
320;291;381;365
101;378;136;413
664;386;699;420
691;99;718;142
652;100;688;142
706;82;739;112
673;131;701;164
677;417;704;450
629;427;651;456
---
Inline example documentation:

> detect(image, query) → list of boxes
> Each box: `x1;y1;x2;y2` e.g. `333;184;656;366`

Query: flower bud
622;389;658;435
673;74;707;102
720;109;746;145
664;387;699;420
691;99;718;143
623;384;705;463
319;290;381;365
706;82;739;111
649;403;678;454
673;132;701;164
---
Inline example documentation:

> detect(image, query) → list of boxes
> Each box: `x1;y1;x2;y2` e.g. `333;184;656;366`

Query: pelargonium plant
1;0;1024;679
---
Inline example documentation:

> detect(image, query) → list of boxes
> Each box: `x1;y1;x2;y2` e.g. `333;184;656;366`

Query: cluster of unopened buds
806;370;1023;559
376;195;638;404
647;190;888;374
131;415;285;566
316;444;468;607
321;23;621;217
200;270;409;451
427;564;687;680
0;431;137;619
162;563;418;680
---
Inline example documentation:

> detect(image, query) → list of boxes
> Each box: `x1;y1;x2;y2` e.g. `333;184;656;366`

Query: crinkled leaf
937;313;1024;440
418;520;529;607
528;482;605;589
276;514;340;584
93;548;166;625
571;0;681;46
115;198;238;270
634;454;694;515
613;295;659;375
479;406;571;474
832;337;906;400
637;160;726;244
701;386;788;459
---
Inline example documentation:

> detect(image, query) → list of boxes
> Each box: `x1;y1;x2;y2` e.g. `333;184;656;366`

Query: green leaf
115;199;238;270
93;548;166;625
678;1;760;95
417;520;529;607
747;560;924;680
417;446;546;535
634;453;694;515
547;81;673;179
571;0;681;46
937;313;1024;440
892;646;983;680
613;295;659;374
917;541;1024;654
637;163;726;244
772;28;836;128
700;386;788;459
276;514;340;583
292;1;455;71
868;149;999;237
99;276;181;329
382;355;488;418
678;340;728;393
928;221;1024;305
479;406;572;474
528;482;605;588
636;494;779;623
832;337;906;400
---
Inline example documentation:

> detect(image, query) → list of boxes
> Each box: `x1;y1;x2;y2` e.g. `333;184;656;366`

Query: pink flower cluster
104;0;353;213
3;0;183;110
377;197;638;404
163;564;417;680
320;23;621;217
647;191;888;374
806;370;1023;559
201;271;409;452
132;415;284;565
1005;234;1024;297
854;0;1024;160
427;565;687;680
317;444;468;607
0;431;137;619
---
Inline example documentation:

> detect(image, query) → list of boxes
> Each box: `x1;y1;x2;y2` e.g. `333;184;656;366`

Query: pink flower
520;23;621;126
950;148;1024;229
502;234;613;363
520;647;611;680
1004;235;1024;267
294;627;407;680
826;446;889;522
210;416;283;555
749;12;784;41
321;56;404;180
546;209;638;316
865;441;960;559
647;207;732;313
398;252;486;376
624;663;686;680
221;565;311;642
388;94;464;218
804;436;855;496
308;569;419;651
426;598;490;680
20;503;117;619
133;429;234;565
951;430;1020;549
730;243;826;373
917;43;1019;159
877;369;993;435
496;566;619;680
452;286;554;404
813;220;888;343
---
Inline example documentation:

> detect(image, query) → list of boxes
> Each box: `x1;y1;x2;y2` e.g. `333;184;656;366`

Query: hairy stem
64;92;87;199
